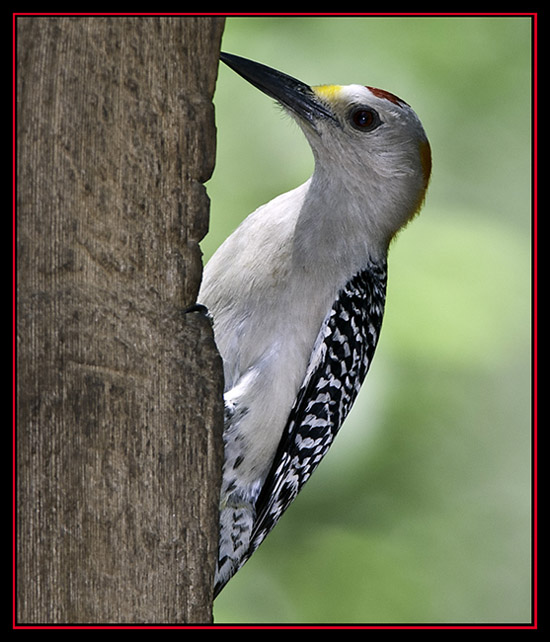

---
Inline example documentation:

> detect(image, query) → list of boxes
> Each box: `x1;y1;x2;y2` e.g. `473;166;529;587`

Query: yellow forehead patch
313;84;343;102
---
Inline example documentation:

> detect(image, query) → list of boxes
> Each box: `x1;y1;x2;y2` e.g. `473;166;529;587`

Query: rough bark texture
16;16;225;624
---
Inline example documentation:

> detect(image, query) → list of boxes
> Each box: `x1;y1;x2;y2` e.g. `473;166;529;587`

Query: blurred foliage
203;15;533;625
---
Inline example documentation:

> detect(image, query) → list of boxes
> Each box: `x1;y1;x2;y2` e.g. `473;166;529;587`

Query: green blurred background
202;16;533;625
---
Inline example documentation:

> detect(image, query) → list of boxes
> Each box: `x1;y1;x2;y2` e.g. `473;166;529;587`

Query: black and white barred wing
249;264;387;555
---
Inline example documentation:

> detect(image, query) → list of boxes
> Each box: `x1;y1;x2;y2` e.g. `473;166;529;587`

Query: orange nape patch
367;86;408;107
406;138;432;227
392;138;432;242
419;138;432;189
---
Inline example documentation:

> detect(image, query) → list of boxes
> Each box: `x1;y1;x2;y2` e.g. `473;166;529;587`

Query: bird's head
220;52;431;243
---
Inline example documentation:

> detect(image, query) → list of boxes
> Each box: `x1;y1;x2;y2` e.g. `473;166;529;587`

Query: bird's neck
292;168;390;280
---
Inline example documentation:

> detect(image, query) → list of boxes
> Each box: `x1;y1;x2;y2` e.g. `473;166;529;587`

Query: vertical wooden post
16;16;225;624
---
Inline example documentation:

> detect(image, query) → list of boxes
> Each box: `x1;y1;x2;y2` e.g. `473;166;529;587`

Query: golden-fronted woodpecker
198;52;431;596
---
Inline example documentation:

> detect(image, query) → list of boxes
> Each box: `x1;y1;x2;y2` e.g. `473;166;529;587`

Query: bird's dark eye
350;107;380;131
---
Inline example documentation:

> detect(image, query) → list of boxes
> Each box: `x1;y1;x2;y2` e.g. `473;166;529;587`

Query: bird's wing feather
248;263;387;556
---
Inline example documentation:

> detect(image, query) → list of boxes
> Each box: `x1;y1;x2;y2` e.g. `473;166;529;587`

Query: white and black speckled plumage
251;264;386;540
213;263;386;596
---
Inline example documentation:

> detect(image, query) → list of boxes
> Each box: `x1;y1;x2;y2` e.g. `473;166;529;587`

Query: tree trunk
16;15;225;624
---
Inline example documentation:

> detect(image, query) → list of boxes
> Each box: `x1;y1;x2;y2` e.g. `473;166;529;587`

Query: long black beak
220;52;335;125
